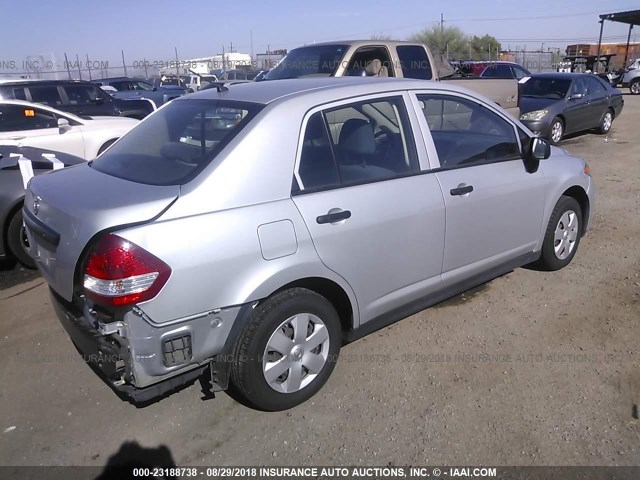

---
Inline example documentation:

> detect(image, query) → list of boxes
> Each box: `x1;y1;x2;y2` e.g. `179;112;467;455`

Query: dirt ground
0;96;639;468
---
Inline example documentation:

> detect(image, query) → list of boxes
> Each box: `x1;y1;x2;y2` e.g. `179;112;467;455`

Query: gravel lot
0;96;638;468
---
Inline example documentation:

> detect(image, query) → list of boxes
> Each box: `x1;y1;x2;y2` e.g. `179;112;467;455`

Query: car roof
0;99;86;123
291;40;425;49
0;79;94;86
526;72;590;80
180;77;491;106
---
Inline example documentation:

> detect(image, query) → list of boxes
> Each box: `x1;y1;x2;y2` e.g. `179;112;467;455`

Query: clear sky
2;0;639;66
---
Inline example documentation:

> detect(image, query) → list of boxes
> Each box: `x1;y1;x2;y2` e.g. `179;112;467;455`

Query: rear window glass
90;99;262;185
28;86;63;106
397;46;432;80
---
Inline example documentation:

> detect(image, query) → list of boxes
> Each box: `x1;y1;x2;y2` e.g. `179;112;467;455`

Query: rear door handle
450;184;474;196
316;209;351;225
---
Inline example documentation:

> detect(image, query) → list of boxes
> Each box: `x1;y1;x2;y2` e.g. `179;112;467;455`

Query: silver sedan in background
25;78;594;411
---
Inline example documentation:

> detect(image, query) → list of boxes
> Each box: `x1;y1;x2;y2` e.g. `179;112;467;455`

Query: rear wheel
536;196;582;271
7;209;36;269
630;79;640;95
229;288;341;411
597;109;613;134
549;117;564;145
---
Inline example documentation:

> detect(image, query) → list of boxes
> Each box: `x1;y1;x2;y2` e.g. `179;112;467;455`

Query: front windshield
91;99;263;185
264;45;348;80
521;78;572;99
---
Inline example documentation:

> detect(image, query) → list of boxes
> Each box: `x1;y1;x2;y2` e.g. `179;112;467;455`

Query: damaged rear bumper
50;288;241;402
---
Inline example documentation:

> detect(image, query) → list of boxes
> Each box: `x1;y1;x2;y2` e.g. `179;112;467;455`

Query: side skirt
343;251;540;343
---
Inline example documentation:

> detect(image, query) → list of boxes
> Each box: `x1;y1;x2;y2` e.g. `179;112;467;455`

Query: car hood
519;96;562;113
24;162;179;300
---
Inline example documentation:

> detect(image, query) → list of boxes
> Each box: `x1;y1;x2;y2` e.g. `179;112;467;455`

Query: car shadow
94;441;177;479
0;258;40;291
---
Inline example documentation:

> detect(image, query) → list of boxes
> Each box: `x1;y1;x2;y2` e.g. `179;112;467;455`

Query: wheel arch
561;185;590;235
272;277;355;333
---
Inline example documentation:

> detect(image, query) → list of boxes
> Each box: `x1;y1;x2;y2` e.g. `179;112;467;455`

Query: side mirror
152;87;158;91
530;137;551;160
569;93;584;100
57;118;71;132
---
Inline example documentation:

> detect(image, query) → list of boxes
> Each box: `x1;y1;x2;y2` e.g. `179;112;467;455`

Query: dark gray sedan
519;73;624;144
0;145;83;267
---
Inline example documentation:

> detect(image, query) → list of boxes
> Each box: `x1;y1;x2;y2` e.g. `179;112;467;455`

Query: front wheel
548;117;564;145
229;288;341;411
536;196;582;271
7;209;36;269
629;79;640;95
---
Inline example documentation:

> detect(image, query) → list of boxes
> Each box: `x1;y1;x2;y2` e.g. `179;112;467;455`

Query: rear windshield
264;45;348;80
91;99;263;185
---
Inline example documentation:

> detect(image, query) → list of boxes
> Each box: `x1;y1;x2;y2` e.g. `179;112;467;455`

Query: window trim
292;92;424;195
408;90;526;171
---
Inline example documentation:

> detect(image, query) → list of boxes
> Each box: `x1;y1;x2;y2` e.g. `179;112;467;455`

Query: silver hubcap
263;313;330;393
551;121;563;143
554;210;579;260
602;112;612;132
631;82;640;94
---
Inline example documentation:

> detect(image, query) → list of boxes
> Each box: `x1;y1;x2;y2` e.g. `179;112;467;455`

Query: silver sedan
25;78;594;411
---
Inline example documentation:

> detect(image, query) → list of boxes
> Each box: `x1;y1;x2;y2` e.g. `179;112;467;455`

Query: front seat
365;59;388;77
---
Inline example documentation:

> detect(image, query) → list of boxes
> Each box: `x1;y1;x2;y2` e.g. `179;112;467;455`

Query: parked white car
0;100;139;159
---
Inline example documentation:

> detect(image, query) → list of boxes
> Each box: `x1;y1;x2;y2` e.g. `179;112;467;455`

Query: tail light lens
83;234;171;307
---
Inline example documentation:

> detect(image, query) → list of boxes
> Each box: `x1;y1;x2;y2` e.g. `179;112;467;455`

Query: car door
564;77;590;133
0;104;85;158
412;92;545;286
583;76;610;128
291;94;446;324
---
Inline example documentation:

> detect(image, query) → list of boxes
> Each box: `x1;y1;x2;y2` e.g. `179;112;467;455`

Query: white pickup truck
260;40;520;113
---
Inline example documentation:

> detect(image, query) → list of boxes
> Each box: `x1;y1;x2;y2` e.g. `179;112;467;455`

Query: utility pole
86;54;92;80
76;53;82;80
174;47;180;76
250;30;254;61
64;52;72;79
222;45;226;71
440;13;444;32
121;50;128;77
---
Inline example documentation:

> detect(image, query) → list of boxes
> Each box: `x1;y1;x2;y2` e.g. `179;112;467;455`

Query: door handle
316;209;351;225
450;184;474;196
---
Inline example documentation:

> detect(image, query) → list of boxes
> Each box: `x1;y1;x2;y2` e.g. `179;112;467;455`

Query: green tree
410;25;469;58
410;26;501;60
469;34;501;60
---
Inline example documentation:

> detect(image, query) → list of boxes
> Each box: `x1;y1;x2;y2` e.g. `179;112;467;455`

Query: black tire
229;288;341;411
548;117;564;145
97;139;117;156
536;196;582;271
597;109;614;134
7;209;36;269
629;79;640;95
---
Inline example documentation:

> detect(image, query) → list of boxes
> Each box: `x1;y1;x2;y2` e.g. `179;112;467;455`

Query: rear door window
27;86;63;106
296;96;419;190
91;99;263;185
397;46;432;80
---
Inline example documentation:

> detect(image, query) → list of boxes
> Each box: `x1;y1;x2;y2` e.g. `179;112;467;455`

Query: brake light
83;234;171;307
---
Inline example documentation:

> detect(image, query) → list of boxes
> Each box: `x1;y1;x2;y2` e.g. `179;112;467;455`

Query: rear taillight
83;234;171;307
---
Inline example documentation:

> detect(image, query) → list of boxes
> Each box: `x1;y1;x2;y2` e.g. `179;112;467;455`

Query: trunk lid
24;163;179;301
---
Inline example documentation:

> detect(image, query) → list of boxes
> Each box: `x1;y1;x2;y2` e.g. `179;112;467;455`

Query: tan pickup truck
261;40;519;114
